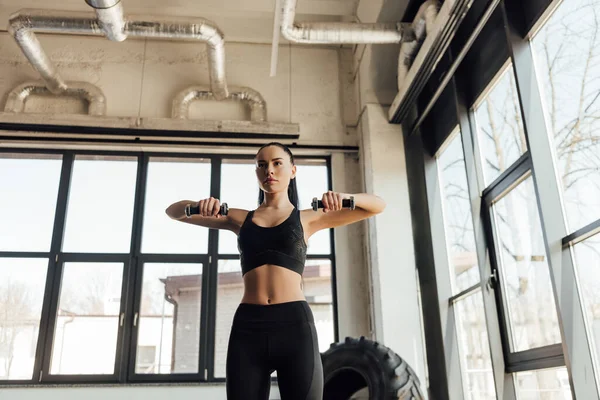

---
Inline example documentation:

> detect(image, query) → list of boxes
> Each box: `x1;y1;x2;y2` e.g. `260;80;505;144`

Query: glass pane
214;259;243;378
213;258;334;378
0;153;62;252
62;155;137;253
304;259;335;353
50;262;123;375
454;289;496;400
219;161;262;254
136;263;203;374
572;233;600;384
142;157;211;254
219;159;331;255
514;367;572;400
437;130;480;292
296;164;330;255
531;0;600;233
492;176;561;351
0;258;48;380
474;66;528;185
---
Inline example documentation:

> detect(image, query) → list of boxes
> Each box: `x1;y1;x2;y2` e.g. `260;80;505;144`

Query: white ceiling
0;0;362;44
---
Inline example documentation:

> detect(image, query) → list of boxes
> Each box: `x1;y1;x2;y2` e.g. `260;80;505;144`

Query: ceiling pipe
172;86;267;122
85;0;127;42
280;0;411;44
8;7;229;100
4;81;106;116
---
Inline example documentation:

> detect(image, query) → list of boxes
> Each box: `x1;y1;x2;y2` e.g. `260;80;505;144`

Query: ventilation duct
172;86;267;122
8;8;229;100
397;1;440;88
280;0;410;44
4;81;106;116
389;0;478;124
85;0;126;41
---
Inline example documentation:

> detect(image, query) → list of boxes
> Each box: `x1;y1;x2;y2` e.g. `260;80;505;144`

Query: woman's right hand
198;197;222;218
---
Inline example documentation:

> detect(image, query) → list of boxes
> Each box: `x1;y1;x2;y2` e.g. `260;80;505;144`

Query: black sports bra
237;208;307;276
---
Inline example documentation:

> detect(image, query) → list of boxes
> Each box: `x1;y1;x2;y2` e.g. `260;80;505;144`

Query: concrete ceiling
0;0;363;44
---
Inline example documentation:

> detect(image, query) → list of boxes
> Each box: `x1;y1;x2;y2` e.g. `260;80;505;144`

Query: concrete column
358;103;427;384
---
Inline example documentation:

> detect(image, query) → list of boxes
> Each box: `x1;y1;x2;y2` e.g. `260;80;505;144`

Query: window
141;157;211;254
514;366;572;400
50;262;123;375
0;151;335;384
0;153;62;252
62;155;138;253
454;290;496;400
438;129;480;292
491;175;561;352
135;263;204;374
571;234;600;379
0;258;48;380
531;0;600;233
474;65;528;186
437;129;497;399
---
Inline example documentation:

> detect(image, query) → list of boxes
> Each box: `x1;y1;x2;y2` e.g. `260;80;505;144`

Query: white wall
0;33;355;147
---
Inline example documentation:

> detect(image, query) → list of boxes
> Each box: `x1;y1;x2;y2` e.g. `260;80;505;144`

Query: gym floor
1;0;599;399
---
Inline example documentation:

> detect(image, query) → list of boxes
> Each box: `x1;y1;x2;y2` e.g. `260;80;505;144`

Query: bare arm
304;192;385;236
165;199;245;232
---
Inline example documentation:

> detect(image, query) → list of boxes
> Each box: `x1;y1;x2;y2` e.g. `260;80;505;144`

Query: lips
265;178;277;183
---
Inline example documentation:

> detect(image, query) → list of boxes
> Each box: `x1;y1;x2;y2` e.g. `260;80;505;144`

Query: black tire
321;336;424;400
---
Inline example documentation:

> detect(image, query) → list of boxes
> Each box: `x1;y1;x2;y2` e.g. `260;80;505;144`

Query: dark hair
256;142;299;208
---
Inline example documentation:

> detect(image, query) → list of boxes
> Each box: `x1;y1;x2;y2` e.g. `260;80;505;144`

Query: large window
531;0;600;233
531;1;600;390
437;129;497;399
0;151;337;385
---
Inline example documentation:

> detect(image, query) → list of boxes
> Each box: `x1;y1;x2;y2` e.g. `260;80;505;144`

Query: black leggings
226;300;323;400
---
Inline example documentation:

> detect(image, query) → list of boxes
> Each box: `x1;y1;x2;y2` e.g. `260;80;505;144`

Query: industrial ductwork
397;0;440;88
172;86;267;122
4;81;106;116
8;7;229;100
85;0;126;41
280;0;410;44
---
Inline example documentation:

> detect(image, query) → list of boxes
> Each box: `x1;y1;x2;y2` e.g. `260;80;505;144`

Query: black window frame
0;148;338;386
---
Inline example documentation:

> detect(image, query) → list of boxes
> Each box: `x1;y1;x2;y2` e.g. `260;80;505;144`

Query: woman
165;142;385;400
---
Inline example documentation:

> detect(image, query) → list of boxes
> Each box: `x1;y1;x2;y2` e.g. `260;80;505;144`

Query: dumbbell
185;202;229;218
311;196;355;211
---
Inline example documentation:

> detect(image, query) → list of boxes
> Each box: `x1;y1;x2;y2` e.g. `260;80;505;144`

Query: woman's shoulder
227;208;252;226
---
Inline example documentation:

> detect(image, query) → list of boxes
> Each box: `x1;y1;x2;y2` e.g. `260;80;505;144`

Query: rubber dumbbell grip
311;196;355;211
185;202;229;217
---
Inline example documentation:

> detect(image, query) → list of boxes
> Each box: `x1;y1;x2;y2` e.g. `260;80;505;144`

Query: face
255;145;296;193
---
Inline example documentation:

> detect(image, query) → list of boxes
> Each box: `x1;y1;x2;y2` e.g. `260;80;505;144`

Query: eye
275;161;282;166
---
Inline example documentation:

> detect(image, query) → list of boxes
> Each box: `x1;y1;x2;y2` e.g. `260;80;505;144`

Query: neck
261;191;294;209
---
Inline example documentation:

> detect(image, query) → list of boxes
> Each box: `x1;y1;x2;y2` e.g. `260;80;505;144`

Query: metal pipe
4;81;107;115
8;10;102;94
280;0;409;44
125;17;228;99
8;9;229;99
85;0;127;42
172;85;267;122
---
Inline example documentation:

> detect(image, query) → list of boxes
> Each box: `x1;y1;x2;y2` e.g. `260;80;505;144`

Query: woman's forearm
345;193;386;214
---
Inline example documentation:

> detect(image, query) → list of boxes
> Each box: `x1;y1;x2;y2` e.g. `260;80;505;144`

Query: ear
291;164;297;179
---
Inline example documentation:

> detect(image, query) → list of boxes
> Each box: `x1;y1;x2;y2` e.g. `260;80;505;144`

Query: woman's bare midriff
240;264;306;305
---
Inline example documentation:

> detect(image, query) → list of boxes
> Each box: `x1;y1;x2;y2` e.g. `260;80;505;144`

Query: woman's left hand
321;191;348;213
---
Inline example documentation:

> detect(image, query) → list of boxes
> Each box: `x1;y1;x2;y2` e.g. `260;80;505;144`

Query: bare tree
0;279;36;378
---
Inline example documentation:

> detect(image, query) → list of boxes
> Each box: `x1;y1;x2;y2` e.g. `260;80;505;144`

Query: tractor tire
321;336;424;400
